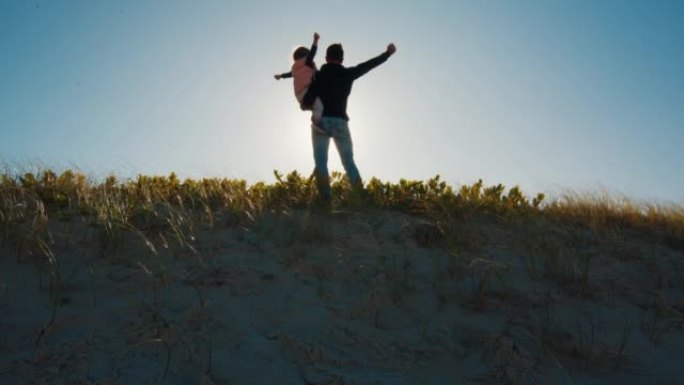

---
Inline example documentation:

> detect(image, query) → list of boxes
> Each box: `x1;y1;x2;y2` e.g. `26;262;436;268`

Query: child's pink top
291;58;317;96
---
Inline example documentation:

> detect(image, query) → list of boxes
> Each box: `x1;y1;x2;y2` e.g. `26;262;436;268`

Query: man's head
326;43;344;64
293;46;310;61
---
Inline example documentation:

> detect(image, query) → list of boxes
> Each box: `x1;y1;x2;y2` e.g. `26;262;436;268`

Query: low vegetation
1;168;681;259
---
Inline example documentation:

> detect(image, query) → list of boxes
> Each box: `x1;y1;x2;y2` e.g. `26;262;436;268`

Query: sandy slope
1;208;683;384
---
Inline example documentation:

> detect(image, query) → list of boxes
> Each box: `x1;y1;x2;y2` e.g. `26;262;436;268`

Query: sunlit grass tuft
544;190;684;246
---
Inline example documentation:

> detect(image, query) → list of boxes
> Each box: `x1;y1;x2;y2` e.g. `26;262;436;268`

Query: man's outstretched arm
349;43;396;80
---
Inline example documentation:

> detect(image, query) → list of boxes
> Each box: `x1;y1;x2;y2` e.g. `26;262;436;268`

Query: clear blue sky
1;0;683;202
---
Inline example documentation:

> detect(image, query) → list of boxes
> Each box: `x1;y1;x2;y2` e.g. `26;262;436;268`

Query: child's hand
313;32;320;42
274;74;282;80
386;43;396;56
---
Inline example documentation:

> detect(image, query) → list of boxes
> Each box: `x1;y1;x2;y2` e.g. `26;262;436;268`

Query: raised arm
305;32;320;68
274;71;293;80
348;43;396;80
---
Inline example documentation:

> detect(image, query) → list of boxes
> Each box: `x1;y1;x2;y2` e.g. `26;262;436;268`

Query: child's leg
296;90;310;110
310;97;324;132
311;97;324;123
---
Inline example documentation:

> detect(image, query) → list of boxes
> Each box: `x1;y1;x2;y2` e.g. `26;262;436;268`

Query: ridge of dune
1;203;683;384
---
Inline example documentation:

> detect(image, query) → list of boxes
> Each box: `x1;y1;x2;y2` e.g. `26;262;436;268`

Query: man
304;42;397;202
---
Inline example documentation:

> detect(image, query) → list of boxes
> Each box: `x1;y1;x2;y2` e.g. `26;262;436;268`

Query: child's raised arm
305;33;320;68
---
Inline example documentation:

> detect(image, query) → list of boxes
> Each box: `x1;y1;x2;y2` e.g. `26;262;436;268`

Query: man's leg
311;123;331;201
330;119;362;188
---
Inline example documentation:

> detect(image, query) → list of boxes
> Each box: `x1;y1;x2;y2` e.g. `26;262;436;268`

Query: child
274;33;324;127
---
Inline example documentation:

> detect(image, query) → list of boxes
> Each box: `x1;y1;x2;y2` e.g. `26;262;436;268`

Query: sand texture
1;208;684;384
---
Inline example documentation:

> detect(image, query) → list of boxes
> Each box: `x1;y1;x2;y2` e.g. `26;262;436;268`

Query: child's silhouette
274;33;324;128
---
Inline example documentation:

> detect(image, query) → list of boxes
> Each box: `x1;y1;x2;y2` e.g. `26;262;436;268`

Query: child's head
326;43;344;63
293;46;310;61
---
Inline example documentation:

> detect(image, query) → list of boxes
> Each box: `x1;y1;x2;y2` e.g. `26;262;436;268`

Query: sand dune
1;207;683;384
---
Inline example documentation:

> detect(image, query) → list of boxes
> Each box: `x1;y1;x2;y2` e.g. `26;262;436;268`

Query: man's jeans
311;117;361;200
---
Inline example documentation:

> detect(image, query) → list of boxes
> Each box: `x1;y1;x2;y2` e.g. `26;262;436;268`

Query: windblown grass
544;191;684;247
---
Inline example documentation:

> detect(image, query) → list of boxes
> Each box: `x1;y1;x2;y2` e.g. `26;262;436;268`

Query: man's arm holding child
349;43;396;80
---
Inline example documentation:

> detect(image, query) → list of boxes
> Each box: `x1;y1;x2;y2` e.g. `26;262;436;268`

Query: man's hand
386;43;396;56
274;74;282;80
313;32;320;43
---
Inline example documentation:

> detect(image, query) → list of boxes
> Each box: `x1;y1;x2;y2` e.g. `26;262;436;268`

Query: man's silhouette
304;42;396;202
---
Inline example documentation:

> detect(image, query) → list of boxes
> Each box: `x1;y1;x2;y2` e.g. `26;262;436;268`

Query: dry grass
0;170;680;249
544;191;684;247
